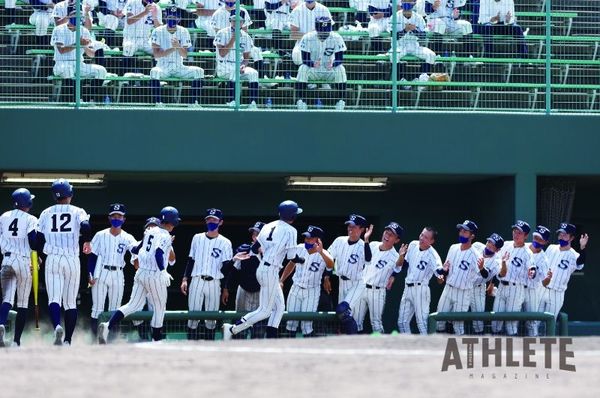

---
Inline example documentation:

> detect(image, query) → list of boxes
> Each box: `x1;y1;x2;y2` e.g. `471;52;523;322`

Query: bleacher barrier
98;310;339;340
426;311;571;336
1;0;598;112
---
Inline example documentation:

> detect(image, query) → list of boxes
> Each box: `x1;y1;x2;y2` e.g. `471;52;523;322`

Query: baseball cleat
222;323;233;341
0;325;5;347
335;100;345;111
247;101;257;110
296;99;308;110
53;325;64;346
98;322;109;345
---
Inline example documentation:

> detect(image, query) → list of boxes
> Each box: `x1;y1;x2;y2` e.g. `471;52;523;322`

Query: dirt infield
2;334;600;398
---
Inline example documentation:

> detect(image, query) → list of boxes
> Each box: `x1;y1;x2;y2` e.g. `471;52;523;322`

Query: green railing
427;311;559;336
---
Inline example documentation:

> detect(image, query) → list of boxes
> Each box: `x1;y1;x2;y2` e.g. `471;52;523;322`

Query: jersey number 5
51;213;72;232
146;235;154;251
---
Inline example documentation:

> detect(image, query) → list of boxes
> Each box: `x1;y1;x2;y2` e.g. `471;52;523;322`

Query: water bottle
104;95;111;105
315;98;323;109
265;97;272;109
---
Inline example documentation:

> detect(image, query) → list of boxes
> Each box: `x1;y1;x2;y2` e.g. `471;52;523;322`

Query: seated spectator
476;0;528;58
122;0;162;75
367;0;393;53
29;0;55;46
425;0;478;58
289;0;332;66
97;0;128;49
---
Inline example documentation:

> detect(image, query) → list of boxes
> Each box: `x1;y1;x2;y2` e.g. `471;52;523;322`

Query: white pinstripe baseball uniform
436;243;481;335
285;244;333;335
213;27;259;82
0;210;38;309
387;10;437;64
397;240;442;334
525;248;549;336
192;0;220;35
469;243;499;333
50;24;107;79
425;0;472;35
123;0;162;56
38;204;89;311
367;0;391;38
491;241;534;335
297;31;347;83
149;24;205;80
187;232;233;330
328;236;366;306
289;1;332;65
89;228;137;319
29;0;54;37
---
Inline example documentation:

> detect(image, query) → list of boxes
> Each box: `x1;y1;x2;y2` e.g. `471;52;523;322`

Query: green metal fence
0;0;598;112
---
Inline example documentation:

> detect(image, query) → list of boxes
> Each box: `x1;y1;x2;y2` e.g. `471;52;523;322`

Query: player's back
137;225;172;271
38;204;89;256
0;209;38;257
257;219;297;268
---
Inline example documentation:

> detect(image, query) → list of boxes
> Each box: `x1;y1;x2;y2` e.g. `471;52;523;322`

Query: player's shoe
53;325;64;346
0;324;5;347
98;322;109;345
226;100;237;108
321;84;332;90
247;101;257;110
222;323;233;341
307;83;317;90
335;100;345;111
190;101;202;109
296;99;308;110
399;78;411;91
10;342;20;348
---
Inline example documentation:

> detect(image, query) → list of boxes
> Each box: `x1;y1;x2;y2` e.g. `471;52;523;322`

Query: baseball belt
365;284;382;290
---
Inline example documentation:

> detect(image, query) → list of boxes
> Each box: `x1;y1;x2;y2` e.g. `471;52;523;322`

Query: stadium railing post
545;0;552;114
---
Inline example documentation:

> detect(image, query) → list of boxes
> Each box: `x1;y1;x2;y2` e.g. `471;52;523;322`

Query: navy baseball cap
385;222;404;237
344;214;367;227
205;208;223;220
249;221;265;233
229;9;247;21
144;217;161;229
511;220;531;234
487;233;505;250
557;222;576;235
456;219;478;233
236;243;252;253
302;225;324;239
533;225;551;241
109;203;126;215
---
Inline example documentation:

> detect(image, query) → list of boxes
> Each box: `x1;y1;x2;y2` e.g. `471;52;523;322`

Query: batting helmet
51;178;73;200
315;16;333;33
278;200;302;221
12;188;35;209
160;206;181;226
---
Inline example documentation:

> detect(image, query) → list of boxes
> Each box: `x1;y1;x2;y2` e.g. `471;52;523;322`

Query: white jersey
188;233;233;279
390;11;427;45
52;0;94;22
474;254;500;285
328;236;366;281
106;0;128;11
90;228;137;268
362;241;400;287
214;27;254;62
51;24;92;62
443;243;481;289
256;219;298;268
478;0;516;24
150;25;192;68
210;6;252;32
368;0;391;12
136;226;172;271
124;0;162;40
426;0;467;18
291;245;332;289
404;240;442;284
546;244;582;292
38;204;90;256
497;241;535;284
299;31;346;68
265;0;290;15
530;249;549;287
289;2;332;34
194;0;220;10
0;209;38;258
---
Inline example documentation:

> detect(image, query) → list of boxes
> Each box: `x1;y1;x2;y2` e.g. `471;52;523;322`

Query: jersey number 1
266;226;276;241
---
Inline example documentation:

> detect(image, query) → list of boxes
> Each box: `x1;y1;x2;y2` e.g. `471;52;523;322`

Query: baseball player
350;0;370;27
538;223;589;319
37;179;91;346
87;204;137;336
0;189;38;348
121;0;162;74
98;206;180;343
289;0;332;65
280;225;334;337
52;0;93;27
223;200;304;340
173;0;197;28
295;17;347;111
97;0;129;48
469;233;503;334
213;10;259;108
525;225;550;336
367;0;392;54
150;7;204;105
477;0;527;57
388;1;436;87
491;220;536;336
28;0;56;46
435;220;483;335
397;227;442;335
347;222;404;333
191;0;220;50
264;0;292;56
181;208;233;340
424;0;477;58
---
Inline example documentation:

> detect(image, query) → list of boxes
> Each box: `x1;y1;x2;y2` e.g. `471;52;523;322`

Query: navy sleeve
480;267;489;279
37;232;46;252
577;248;586;265
383;6;392;18
184;257;195;279
265;1;281;11
131;240;143;255
250;241;261;255
224;266;238;290
364;242;372;262
397;30;406;39
87;253;98;276
302;51;314;67
425;3;434;14
98;0;108;14
155;248;165;271
333;51;344;67
27;230;37;251
80;221;92;241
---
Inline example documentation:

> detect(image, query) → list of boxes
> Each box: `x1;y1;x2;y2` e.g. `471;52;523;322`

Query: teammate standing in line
37;179;92;346
0;189;38;347
525;225;550;336
181;208;233;340
87;204;137;336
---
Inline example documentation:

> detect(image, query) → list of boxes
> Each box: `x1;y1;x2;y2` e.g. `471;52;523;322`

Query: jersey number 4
51;214;72;232
8;218;18;236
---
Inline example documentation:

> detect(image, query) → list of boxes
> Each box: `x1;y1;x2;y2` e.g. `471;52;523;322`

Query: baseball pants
150;65;205;80
285;284;321;335
469;283;486;333
187;277;220;330
538;287;565;319
523;285;544;336
216;62;259;82
45;254;80;310
90;266;125;319
118;269;167;328
398;283;430;335
341;279;364;325
347;284;387;333
122;39;153;57
491;283;525;335
53;62;107;80
29;11;53;36
1;255;32;309
436;285;472;335
296;64;347;83
231;265;284;334
427;17;473;36
390;42;437;65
